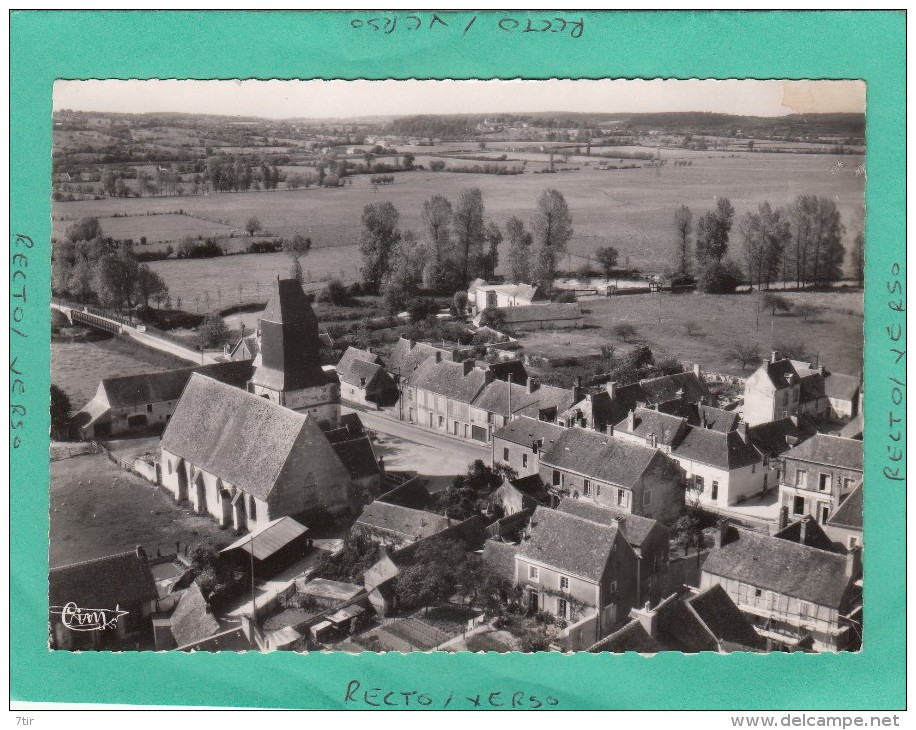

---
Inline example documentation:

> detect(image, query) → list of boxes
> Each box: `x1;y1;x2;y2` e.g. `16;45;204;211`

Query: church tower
250;278;340;427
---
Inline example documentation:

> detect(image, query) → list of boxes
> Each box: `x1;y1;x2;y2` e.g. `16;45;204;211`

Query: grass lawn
50;452;231;568
519;289;863;378
464;630;517;653
416;605;481;635
51;334;190;408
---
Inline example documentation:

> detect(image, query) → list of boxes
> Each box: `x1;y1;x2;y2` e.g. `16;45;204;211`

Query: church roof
261;278;320;327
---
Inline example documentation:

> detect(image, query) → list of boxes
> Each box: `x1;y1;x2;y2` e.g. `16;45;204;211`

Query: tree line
671;195;863;292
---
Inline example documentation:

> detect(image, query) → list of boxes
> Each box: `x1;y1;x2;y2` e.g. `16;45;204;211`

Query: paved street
343;406;490;492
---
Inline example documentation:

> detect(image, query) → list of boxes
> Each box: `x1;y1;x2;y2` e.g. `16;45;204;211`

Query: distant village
51;275;863;654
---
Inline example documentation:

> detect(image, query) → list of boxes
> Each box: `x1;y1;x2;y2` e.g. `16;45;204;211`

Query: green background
10;10;906;709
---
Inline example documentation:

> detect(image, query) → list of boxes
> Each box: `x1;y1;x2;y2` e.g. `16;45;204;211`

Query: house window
617;489;625;507
843;477;856;492
848;536;859;549
146;403;153;413
694;475;705;492
438;415;444;428
529;565;539;581
818;473;831;492
751;464;756;474
503;448;510;461
799;601;813;619
795;469;808;488
643;490;652;508
596;484;601;497
609;581;618;594
711;481;719;500
559;576;569;591
754;588;763;599
583;479;591;497
557;597;568;620
249;495;257;521
522;454;528;468
552;470;561;487
792;496;805;515
818;504;830;524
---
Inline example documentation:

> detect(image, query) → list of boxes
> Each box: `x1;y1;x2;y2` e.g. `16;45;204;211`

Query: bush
408;297;440;323
199;313;231;348
555;290;577;303
699;259;743;294
319;278;352;306
612;323;638;342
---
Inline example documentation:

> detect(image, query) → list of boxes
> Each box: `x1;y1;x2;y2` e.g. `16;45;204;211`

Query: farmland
519;289;864;378
53;149;865;280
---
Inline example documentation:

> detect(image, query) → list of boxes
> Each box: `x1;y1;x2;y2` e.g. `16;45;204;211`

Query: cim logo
50;602;129;631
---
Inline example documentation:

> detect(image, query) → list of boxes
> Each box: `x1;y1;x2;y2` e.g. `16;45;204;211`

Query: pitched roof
510;474;552;503
387;337;463;378
686;584;766;651
702;527;856;608
355;502;450;542
540;428;666;488
748;416;819;457
331;436;381;481
481;540;520;583
651;591;720;652
827;481;863;531
49;548;158;610
838;413;863;440
497;302;583;324
473;379;576;419
824;372;861;402
220;516;308;561
672;426;762;471
519;506;620;583
408;358;489;403
160;373;332;501
773;516;837;552
783;434;863;472
638;371;710;405
377;478;432;509
555;497;662;549
492;416;565;449
757;358;801;389
229;333;259;361
588;619;664;653
656;400;739;432
90;360;254;410
261;278;320;328
614;408;689;447
170;582;220;648
336;347;384;387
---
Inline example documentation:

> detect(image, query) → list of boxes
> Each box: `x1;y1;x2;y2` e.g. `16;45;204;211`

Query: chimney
714;518;730;549
435;351;442;364
846;546;862;578
463;359;474;376
646;432;658;448
359;377;367;388
606;380;618;400
799;518;808;545
818;365;826;376
771;350;779;363
627;409;635;432
675;388;685;401
484;370;495;384
693;363;701;377
700;408;708;429
631;601;658;637
572;376;583;404
779;505;789;531
377;456;385;475
135;545;146;561
527;377;539;394
607;422;614;437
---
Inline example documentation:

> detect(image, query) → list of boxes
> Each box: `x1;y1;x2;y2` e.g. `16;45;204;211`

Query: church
158;278;380;530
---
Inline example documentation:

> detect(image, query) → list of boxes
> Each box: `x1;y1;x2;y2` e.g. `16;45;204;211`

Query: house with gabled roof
824;481;863;552
492;415;566;477
778;434;863;526
556;498;670;607
159;373;353;531
466;280;548;314
700;521;862;652
74;359;254;439
336;346;398;407
538;427;686;524
611;406;771;507
49;546;158;650
353;501;451;549
403;356;492;440
514;506;639;639
387;336;470;381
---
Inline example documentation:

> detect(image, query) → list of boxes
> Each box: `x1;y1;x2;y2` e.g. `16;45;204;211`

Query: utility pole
397;368;403;421
249;531;257;624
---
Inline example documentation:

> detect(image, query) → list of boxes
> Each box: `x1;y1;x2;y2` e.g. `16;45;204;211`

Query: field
50;451;230;567
51;335;189;408
53;150;865;279
519;289;864;377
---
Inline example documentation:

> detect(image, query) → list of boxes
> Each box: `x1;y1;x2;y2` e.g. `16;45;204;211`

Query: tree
478;308;506;330
761;292;792;316
698;258;743;294
774;339;812;363
452;290;468;317
612;323;638;343
740;202;790;290
794;303;824;323
505;216;532;284
594;246;619;280
850;231;865;287
481;220;503;279
93;248;139;315
402;152;415;169
695;197;735;269
408;297;439;323
199;313;231;348
672;500;705;558
314;533;381;583
726;342;762;371
383;230;428;312
453;187;486;285
396;539;467;613
786;195;846;288
66;217;102;243
531;188;574;288
672;205;693;276
319;278;351;306
285;173;304;190
245;216;262;237
421;194;454;287
289;257;304;284
133;264;168;313
283;232;312;285
50;384;72;439
358;201;401;291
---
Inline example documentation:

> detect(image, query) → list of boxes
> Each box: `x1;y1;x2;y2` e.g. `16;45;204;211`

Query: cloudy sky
54;79;865;119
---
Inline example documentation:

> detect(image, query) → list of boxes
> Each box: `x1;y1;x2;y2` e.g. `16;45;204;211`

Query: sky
53;79;866;120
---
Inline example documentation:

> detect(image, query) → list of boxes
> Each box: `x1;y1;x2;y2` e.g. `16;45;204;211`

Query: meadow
518;289;864;378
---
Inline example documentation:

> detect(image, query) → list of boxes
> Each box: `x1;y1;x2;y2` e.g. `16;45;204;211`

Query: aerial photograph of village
48;79;865;654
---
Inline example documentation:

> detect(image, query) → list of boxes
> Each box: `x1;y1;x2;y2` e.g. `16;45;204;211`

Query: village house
159;373;355;531
824;371;862;420
556;498;670;607
74;360;254;439
466;280;548;314
335;346;398;407
513;506;639;638
612;407;772;508
475;302;584;331
588;584;766;653
248;278;340;427
49;547;158;651
386;335;472;381
491;415;566;477
700;521;862;652
746;415;820;482
824;481;864;552
538;427;686;523
558;367;710;432
353;501;451;549
777;434;863;525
